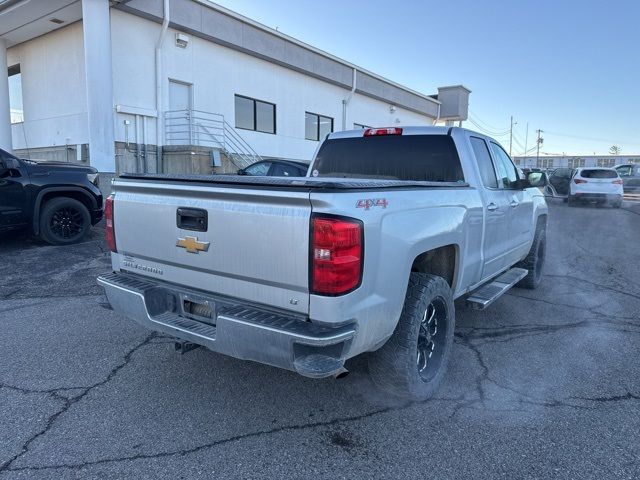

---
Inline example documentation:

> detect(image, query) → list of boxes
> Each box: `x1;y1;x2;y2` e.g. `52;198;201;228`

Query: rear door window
490;142;518;188
470;137;498;188
581;169;618;179
312;134;464;182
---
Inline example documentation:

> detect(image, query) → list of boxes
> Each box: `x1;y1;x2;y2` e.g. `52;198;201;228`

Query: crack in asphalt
0;301;50;315
621;205;640;217
0;333;157;474
8;330;637;475
453;333;638;414
3;404;406;473
570;392;640;403
0;291;104;301
543;274;640;301
0;288;22;301
506;291;640;323
457;317;640;344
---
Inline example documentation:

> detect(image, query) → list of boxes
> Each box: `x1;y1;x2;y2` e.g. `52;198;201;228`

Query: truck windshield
312;134;464;182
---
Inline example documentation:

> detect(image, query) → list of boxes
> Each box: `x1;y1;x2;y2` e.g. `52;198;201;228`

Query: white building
513;155;640;170
0;0;470;175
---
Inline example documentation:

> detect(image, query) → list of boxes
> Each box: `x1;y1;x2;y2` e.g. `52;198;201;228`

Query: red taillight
105;195;117;252
363;127;403;137
311;216;363;295
574;179;588;184
612;179;623;185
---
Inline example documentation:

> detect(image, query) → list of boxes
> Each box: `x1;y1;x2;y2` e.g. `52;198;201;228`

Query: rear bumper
572;193;622;202
97;272;356;378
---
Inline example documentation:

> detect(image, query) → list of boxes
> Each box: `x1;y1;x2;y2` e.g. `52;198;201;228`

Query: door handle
487;203;498;211
510;200;520;208
177;207;208;232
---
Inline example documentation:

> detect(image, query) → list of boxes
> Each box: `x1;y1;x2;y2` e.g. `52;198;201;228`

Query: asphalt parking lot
1;201;639;479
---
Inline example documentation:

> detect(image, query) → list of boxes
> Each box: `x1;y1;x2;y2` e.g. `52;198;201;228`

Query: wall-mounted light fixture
176;33;189;48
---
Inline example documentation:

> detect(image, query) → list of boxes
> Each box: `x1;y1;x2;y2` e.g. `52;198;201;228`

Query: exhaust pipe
332;367;349;379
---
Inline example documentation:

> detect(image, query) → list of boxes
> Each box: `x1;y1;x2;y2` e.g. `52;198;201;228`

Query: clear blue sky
213;0;640;156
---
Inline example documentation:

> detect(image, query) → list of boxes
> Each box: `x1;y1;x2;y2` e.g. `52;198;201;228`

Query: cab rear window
581;169;618;179
312;135;464;182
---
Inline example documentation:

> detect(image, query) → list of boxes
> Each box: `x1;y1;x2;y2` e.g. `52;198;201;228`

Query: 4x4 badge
176;236;210;254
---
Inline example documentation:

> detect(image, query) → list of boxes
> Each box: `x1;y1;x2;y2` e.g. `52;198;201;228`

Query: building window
305;112;333;141
567;158;586;168
234;95;276;134
536;158;554;169
353;123;371;129
596;158;616;167
8;64;23;123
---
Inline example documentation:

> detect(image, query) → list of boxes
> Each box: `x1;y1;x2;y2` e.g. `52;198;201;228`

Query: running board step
466;268;528;310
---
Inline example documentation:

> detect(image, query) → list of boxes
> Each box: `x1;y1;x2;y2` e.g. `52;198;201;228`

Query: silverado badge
176;236;210;254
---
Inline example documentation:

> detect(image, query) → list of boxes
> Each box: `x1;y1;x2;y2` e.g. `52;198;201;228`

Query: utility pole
524;122;529;167
509;116;517;157
536;129;544;167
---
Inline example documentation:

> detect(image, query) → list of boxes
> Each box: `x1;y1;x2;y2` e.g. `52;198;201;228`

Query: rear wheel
368;273;455;400
567;195;577;207
39;197;91;245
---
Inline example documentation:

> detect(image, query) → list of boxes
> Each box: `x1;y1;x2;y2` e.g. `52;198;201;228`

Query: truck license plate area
181;296;216;325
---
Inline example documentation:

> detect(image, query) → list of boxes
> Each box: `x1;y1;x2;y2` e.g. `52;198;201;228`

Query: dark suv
0;148;103;245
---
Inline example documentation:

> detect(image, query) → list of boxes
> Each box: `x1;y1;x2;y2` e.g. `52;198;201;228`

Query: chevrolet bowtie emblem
176;236;210;254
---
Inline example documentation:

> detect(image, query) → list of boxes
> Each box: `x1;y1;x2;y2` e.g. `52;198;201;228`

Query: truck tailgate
111;179;311;314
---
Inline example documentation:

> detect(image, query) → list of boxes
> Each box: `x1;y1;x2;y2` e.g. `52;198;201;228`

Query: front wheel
368;273;455;400
39;197;91;245
516;226;546;289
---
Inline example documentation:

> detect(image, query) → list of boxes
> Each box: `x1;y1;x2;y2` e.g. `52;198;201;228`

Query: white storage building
0;0;471;174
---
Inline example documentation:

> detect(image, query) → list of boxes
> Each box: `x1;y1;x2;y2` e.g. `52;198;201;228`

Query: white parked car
568;168;623;207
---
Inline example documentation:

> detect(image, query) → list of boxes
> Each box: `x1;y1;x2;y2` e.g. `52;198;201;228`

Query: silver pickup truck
98;126;548;399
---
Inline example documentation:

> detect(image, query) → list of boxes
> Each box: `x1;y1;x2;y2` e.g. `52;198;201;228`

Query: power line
544;130;640;147
467;119;511;136
467;118;511;136
468;110;510;132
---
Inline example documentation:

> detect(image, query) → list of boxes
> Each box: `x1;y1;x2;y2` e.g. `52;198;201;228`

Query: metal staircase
164;109;262;169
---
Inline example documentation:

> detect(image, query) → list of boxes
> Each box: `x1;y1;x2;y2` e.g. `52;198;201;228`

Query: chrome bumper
97;272;355;377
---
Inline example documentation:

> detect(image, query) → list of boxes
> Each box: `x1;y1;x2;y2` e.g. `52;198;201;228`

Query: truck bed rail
117;173;469;190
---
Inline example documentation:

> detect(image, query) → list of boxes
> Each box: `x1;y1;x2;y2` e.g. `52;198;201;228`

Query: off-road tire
515;224;546;289
39;197;91;245
368;273;455;400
